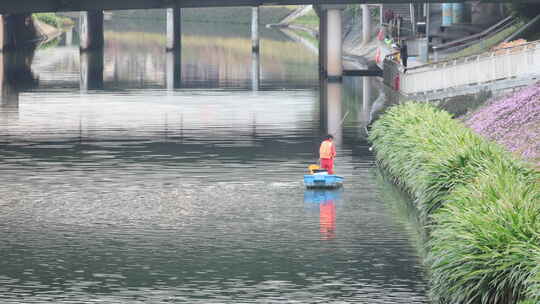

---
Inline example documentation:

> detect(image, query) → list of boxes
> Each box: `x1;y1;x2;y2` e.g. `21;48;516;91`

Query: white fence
399;40;540;95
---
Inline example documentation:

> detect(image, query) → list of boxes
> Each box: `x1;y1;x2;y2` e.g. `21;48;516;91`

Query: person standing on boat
319;134;336;174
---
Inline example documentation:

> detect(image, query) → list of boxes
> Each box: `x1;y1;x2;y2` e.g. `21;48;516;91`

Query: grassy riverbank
112;7;294;25
33;13;74;28
369;103;540;304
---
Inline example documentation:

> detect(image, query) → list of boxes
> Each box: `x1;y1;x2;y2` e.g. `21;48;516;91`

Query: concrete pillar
319;78;327;133
80;50;103;92
251;7;259;53
166;8;181;52
80;11;104;51
326;8;342;81
65;27;73;46
166;51;181;90
0;14;28;52
0;52;18;107
319;10;327;75
410;4;417;36
361;5;371;44
0;15;7;52
251;50;259;91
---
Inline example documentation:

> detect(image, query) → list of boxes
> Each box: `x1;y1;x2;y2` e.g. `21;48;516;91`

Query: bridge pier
0;15;13;52
80;50;103;92
318;8;327;76
166;8;182;51
80;11;104;51
362;77;372;124
362;5;371;44
325;7;343;82
0;52;19;107
0;14;38;52
251;7;259;53
166;51;182;90
0;50;36;107
317;6;344;81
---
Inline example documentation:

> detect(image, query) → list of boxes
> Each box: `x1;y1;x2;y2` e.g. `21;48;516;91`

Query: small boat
304;173;344;189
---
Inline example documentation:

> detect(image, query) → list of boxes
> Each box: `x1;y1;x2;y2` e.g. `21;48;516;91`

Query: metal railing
398;40;540;95
431;16;516;58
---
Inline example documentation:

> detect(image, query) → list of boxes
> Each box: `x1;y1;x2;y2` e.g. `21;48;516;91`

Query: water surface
0;13;429;303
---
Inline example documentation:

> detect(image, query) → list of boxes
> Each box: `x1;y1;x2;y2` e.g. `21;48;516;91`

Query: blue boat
304;174;344;189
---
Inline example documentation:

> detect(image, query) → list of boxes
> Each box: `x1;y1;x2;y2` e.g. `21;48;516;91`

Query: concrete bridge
0;0;530;86
0;0;521;15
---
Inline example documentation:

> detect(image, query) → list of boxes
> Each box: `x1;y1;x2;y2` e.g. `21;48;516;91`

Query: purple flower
465;82;540;166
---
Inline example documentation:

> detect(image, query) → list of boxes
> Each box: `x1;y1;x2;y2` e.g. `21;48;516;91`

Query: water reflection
304;190;342;240
80;50;104;91
0;50;38;109
166;51;182;90
5;22;317;93
251;50;260;91
319;80;343;145
362;77;372;124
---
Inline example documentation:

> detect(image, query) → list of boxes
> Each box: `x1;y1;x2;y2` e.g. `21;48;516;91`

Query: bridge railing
399;39;540;95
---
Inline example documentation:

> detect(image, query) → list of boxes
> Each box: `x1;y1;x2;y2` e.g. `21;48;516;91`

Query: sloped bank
464;82;540;168
368;103;540;304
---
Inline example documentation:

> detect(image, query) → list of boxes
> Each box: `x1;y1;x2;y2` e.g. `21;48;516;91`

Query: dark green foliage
369;102;540;304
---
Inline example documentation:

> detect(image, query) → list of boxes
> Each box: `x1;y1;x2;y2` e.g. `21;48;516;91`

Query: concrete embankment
369;102;540;304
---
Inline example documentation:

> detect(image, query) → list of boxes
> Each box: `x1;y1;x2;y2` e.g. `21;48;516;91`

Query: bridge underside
0;0;518;14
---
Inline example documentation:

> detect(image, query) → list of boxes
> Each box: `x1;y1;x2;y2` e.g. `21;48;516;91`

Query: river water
0;12;429;303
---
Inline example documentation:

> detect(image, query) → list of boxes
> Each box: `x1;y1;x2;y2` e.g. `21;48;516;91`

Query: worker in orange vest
319;134;336;174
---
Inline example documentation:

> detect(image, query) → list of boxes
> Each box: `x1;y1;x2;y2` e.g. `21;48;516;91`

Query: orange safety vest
319;140;335;159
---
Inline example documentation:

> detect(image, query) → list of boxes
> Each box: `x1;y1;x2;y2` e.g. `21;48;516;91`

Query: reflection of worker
320;199;336;240
319;134;336;174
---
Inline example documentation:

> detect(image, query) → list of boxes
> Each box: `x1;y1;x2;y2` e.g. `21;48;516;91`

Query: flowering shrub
465;83;540;167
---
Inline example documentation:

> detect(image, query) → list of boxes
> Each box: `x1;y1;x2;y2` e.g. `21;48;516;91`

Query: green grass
428;165;540;303
368;102;540;304
37;36;60;50
290;9;319;29
289;28;318;46
34;13;74;28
